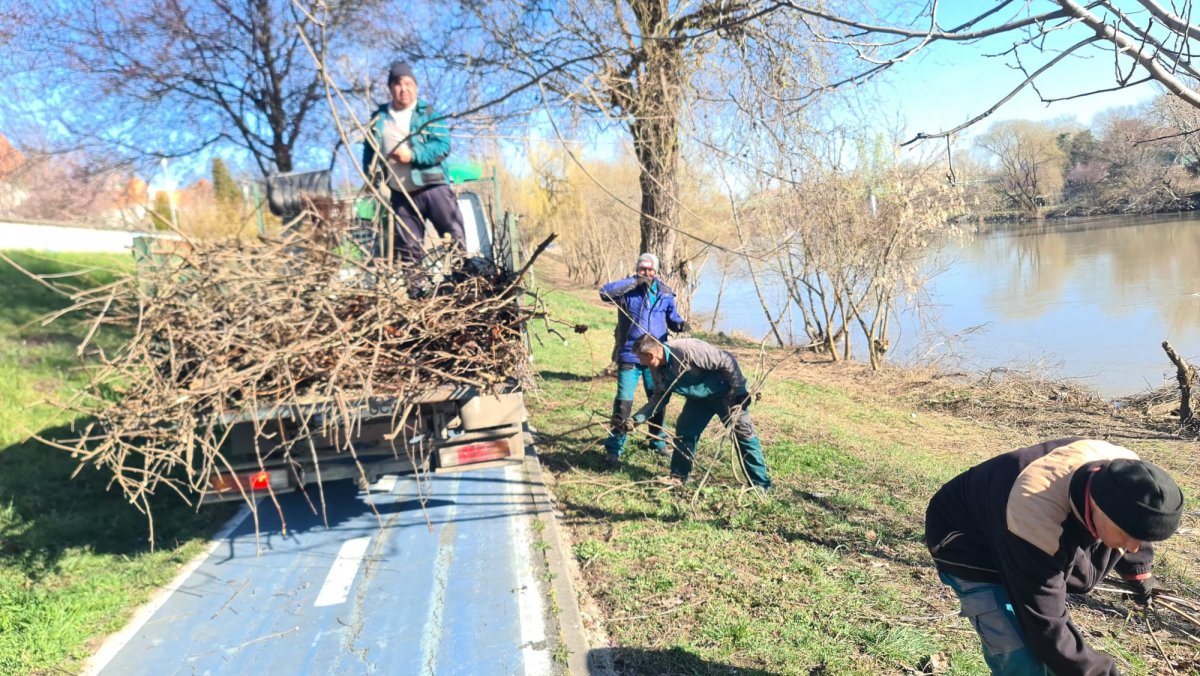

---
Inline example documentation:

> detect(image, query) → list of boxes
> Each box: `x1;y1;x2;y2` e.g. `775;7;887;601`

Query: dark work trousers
389;183;466;264
671;396;771;490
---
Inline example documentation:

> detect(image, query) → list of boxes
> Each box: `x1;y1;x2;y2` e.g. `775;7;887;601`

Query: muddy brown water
692;213;1200;398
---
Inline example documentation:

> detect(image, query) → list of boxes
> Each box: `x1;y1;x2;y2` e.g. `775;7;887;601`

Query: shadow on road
589;646;781;675
0;421;237;580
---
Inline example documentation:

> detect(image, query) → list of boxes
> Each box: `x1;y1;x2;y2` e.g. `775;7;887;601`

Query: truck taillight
210;474;239;493
209;469;288;494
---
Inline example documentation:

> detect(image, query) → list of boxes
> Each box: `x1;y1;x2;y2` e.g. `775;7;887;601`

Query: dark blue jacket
600;276;685;364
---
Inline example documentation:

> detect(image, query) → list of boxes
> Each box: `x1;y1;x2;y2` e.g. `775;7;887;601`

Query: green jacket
362;100;450;189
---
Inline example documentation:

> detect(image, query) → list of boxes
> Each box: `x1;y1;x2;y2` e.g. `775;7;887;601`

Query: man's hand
678;320;692;333
1128;575;1157;606
624;413;647;431
635;273;650;288
390;146;413;164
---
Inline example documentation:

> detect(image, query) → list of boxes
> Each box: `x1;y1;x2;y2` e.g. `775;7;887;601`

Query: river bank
529;266;1200;674
688;212;1200;399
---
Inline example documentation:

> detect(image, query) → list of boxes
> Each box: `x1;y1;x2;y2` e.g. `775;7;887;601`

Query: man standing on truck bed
926;437;1184;675
363;61;465;264
629;334;771;493
599;253;688;469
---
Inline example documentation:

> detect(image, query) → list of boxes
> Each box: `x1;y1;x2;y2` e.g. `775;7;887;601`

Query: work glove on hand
1128;575;1157;606
624;414;647;432
725;391;752;411
677;320;692;333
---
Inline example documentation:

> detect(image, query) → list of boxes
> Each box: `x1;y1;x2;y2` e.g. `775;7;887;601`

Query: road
89;462;560;675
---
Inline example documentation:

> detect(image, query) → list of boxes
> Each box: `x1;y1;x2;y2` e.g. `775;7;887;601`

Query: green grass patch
528;282;1181;674
0;251;234;674
527;284;974;673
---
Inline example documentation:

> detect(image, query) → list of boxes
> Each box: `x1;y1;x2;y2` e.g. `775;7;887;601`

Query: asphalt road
89;462;558;675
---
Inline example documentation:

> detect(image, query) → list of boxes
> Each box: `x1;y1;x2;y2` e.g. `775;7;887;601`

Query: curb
524;440;611;675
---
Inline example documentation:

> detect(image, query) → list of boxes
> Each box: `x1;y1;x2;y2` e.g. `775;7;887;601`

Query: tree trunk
1162;340;1199;432
631;41;685;311
634;113;680;284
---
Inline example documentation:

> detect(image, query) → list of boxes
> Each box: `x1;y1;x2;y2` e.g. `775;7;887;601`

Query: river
690;213;1200;398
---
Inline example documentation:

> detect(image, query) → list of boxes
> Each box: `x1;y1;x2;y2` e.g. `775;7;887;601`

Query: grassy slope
527;284;1200;675
0;251;233;675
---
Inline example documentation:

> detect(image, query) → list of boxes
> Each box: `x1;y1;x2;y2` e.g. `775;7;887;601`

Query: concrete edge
524;442;611;676
81;503;254;676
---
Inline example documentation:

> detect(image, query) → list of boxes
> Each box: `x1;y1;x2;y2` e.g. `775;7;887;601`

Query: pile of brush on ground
35;219;543;524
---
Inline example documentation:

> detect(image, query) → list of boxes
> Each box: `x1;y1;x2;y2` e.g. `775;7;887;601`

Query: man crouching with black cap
926;437;1184;675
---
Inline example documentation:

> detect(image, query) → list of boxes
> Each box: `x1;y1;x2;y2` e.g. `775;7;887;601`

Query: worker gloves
623;413;647;432
1127;575;1157;606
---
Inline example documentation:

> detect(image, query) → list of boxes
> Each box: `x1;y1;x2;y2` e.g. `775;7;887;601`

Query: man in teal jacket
362;62;465;263
630;334;771;491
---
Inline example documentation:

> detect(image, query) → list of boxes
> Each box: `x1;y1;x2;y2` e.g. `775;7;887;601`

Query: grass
0;251;234;675
527;276;1200;675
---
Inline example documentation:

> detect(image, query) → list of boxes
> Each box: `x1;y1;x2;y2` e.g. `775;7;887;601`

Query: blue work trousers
938;572;1050;675
671;396;771;490
604;363;668;456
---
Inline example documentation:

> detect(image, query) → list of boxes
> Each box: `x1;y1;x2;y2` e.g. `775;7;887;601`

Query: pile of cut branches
26;217;547;532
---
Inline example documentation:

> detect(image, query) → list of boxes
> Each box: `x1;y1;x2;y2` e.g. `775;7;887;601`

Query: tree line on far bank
962;93;1200;220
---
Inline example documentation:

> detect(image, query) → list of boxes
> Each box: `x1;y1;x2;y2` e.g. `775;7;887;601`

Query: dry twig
34;209;549;540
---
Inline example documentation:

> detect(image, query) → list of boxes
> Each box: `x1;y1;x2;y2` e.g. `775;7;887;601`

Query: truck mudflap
435;392;526;470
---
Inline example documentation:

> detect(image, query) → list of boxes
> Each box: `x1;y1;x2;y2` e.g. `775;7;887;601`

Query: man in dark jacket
629;335;771;492
598;253;687;467
925;438;1184;675
362;61;465;264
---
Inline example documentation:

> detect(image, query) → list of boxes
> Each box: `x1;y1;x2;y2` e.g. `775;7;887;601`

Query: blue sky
147;3;1172;190
871;5;1163;147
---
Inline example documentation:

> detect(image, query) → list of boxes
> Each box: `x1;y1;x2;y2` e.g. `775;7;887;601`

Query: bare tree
12;0;383;175
752;160;963;369
975;120;1071;218
420;0;826;295
785;1;1200;142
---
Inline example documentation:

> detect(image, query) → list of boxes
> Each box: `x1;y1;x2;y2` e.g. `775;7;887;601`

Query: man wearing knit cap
598;253;689;468
362;61;465;264
925;437;1184;674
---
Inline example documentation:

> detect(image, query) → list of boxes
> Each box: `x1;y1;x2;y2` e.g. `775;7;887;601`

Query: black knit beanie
387;62;415;85
1091;459;1184;542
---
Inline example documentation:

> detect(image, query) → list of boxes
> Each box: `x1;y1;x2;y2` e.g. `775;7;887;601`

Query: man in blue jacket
599;253;688;467
362;62;465;264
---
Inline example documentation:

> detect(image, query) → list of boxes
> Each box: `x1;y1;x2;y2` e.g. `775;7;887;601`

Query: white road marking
313;536;372;607
84;502;255;676
507;463;552;676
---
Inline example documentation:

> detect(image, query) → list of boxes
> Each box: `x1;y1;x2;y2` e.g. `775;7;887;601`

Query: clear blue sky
868;4;1163;146
149;4;1171;190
